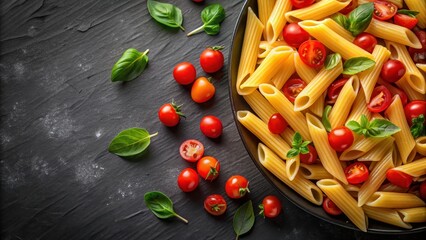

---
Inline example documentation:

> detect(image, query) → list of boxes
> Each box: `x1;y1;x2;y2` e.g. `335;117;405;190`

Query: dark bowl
228;0;426;234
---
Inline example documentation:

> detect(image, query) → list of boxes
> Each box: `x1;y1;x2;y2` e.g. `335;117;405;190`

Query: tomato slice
378;79;408;106
367;85;392;113
179;139;204;162
344;162;369;185
298;40;327;68
394;13;418;29
322;197;342;216
300;145;318;165
386;169;413;188
282;78;307;103
326;78;348;104
373;1;397;21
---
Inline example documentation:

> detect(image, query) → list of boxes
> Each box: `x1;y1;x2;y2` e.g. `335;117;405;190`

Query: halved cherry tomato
259;195;282;218
298;40;327;68
204;194;227;216
322;197;342;216
326;78;348;104
409;30;426;64
328;127;354;152
225;175;249;199
177;168;199;192
394;13;418;29
290;0;315;9
344;162;369;185
268;113;288;134
197;156;220;181
420;181;426;201
300;145;318;165
353;33;377;53
386;169;413;188
404;100;426;126
282;78;307;103
339;0;356;15
173;62;196;85
282;23;310;48
367;85;392;113
191;77;215;103
200;115;223;138
158;102;184;127
373;1;397;21
380;59;406;83
179;139;204;162
200;46;224;73
378;79;408;106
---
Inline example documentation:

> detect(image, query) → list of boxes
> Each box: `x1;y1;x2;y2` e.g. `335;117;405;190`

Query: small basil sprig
108;128;158;158
187;4;225;36
147;0;184;30
332;13;349;29
397;9;419;17
325;53;342;70
332;3;374;36
286;132;311;158
411;114;425;138
346;115;400;138
111;49;149;82
322;105;333;132
144;191;188;223
342;57;375;75
233;200;255;240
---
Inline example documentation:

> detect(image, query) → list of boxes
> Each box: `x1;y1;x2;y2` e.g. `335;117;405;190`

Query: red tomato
290;0;315;9
225;175;249;199
298;40;327;68
420;181;426;201
282;23;310;48
378;79;408;106
380;59;406;83
197;156;220;181
409;30;426;64
268;113;288;134
200;115;223;138
177;168;199;192
326;78;348;104
192;0;204;3
204;194;227;216
328;127;354;152
173;62;196;85
322;197;342;216
259;195;282;218
339;0;356;15
394;13;418;29
158;102;184;127
367;85;392;113
373;1;397;21
282;78;307;103
386;169;413;188
344;162;369;185
300;145;318;165
404;100;426;126
191;77;215;103
179;139;204;162
353;33;377;53
199;46;224;73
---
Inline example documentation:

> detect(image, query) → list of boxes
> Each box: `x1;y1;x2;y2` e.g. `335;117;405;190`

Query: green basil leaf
322;105;333;132
300;146;309;154
397;9;419;17
342;57;375;75
187;4;225;36
325;53;342;70
332;13;349;29
368;119;401;137
348;3;374;36
204;24;221;35
301;141;311;148
147;0;184;30
233;200;255;239
286;148;299;158
108;128;158;157
346;120;362;134
144;191;188;223
292;132;303;147
111;49;149;82
360;114;369;129
410;114;425;138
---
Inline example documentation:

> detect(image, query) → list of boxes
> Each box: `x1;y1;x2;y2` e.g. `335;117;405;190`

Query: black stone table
1;1;423;239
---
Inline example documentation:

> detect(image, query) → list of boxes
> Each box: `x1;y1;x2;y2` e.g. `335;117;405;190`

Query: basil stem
187;4;225;36
144;191;188;223
108;128;158;158
111;49;149;82
233;200;255;240
147;0;184;31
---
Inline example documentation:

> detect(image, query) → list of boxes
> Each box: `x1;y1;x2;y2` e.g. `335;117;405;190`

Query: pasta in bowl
229;0;426;233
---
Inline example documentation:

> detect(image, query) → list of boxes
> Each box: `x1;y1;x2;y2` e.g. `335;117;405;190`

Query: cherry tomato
191;77;215;103
326;78;348;104
367;85;392;113
192;0;204;3
179;139;204;162
386;169;412;188
394;13;418;29
268;113;288;134
173;62;196;85
158;102;184;127
225;175;249;199
204;194;227;216
404;100;426;126
409;30;426;64
298;40;327;68
290;0;315;9
380;59;406;83
378;79;408;106
328;127;354;152
353;33;377;53
339;0;356;15
200;46;224;73
322;197;342;216
344;162;369;185
177;168;199;192
282;78;307;103
282;23;310;48
259;195;282;218
300;145;318;165
373;1;397;21
420;181;426;201
197;156;220;181
200;115;223;138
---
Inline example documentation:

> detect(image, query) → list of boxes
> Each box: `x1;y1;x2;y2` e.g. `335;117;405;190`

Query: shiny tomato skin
326;78;349;104
197;156;220;181
260;195;282;218
367;85;392;113
404;100;426;126
282;78;307;103
158;103;182;127
339;0;356;14
328;127;354;152
298;40;327;68
380;59;406;83
394;13;418;29
191;77;215;103
200;47;224;73
282;23;310;48
225;175;249;199
179;139;204;162
322;197;342;216
373;1;397;21
300;145;318;165
204;194;227;216
200;115;223;138
420;181;426;201
268;113;288;134
173;62;196;85
386;169;413;188
409;30;426;64
192;0;204;3
177;168;199;192
290;0;315;9
378;80;408;106
353;33;377;53
344;162;369;185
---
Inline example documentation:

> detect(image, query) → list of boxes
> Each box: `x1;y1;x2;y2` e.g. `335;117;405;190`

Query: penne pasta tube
379;183;408;193
258;41;287;60
328;76;360;128
308;92;326;118
294;52;318;83
285;0;351;23
299;163;333;180
405;0;426;29
358;137;394;161
286;157;300;181
392;158;426;177
339;135;385;160
397;207;426;223
346;87;371;123
258;0;276;33
265;0;292;43
271;52;295;89
365;192;425;208
395;77;426;101
362;206;412;229
243;90;277;123
416;136;426;156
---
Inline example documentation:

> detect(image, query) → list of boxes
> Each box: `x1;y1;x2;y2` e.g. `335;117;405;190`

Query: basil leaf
187;4;225;36
368;119;401;137
286;148;299;158
360;115;369;129
292;132;303;147
233;200;255;239
348;3;374;36
147;0;184;30
111;49;149;82
144;191;188;223
342;57;375;75
325;53;342;70
108;128;158;157
346;120;361;134
332;13;349;29
410;114;425;138
397;9;419;17
287;132;311;158
300;146;309;154
322;105;333;132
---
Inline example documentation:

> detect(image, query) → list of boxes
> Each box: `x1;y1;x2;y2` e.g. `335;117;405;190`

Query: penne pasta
285;0;351;23
416;136;426;156
392;157;426;177
294;52;318;83
397;207;426;223
358;137;394;161
299;163;333;180
362;206;412;229
258;0;276;34
328;76;360;128
265;0;292;43
365;192;425;208
405;0;426;29
271;52;295;89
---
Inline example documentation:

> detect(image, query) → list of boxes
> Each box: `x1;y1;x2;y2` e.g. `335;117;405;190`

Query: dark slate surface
0;0;423;239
